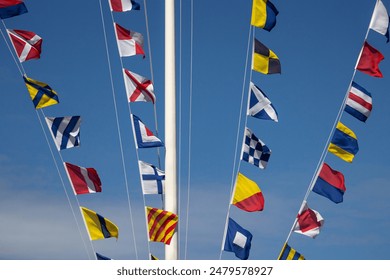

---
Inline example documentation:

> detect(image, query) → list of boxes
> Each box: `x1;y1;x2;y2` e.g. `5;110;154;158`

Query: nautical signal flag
232;173;264;212
251;0;279;31
64;162;102;195
356;41;384;78
293;202;324;238
45;116;81;151
312;163;346;204
139;161;165;194
344;82;372;122
146;207;178;245
241;127;271;169
123;68;156;103
23;76;59;109
328;122;359;163
96;253;112;260
109;0;140;12
7;29;42;62
223;218;253;260
278;243;305;260
252;38;281;74
247;82;278;122
0;0;27;19
369;0;389;42
131;114;164;148
80;207;119;241
114;23;145;58
150;254;159;260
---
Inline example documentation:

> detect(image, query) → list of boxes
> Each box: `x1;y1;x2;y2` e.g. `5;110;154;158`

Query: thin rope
99;0;139;259
219;24;254;260
283;1;376;246
183;0;194;260
178;0;183;259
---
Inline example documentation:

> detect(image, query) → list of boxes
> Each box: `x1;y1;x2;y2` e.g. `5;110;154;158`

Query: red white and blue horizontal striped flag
312;162;346;204
344;82;372;122
0;0;27;19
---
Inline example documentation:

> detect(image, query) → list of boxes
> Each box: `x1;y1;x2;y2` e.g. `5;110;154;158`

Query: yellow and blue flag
23;76;59;109
81;207;119;240
251;0;279;31
278;243;305;260
328;122;359;163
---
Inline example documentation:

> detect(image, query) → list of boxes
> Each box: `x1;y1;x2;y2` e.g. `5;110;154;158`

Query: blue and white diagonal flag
138;161;165;194
247;82;278;122
241;127;271;169
45;116;81;151
131;114;164;148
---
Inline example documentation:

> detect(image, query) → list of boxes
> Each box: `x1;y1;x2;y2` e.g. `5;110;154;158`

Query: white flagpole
165;0;178;260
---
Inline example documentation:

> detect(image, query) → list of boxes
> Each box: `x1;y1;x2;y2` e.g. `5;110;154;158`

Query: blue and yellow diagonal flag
278;242;305;260
251;0;279;31
81;207;119;241
328;122;359;163
23;76;59;109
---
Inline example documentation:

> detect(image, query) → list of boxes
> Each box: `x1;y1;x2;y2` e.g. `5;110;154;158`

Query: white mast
164;0;178;260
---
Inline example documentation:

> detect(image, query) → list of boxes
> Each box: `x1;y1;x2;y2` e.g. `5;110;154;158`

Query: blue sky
0;0;389;260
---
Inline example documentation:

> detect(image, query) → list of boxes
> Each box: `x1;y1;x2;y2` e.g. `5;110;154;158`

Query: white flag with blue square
247;82;278;122
45;116;81;151
241;127;271;169
139;161;165;194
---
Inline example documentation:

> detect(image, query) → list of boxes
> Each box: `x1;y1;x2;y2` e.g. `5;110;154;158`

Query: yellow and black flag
252;38;281;74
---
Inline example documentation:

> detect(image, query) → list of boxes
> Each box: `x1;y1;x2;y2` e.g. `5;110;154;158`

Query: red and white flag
293;202;324;238
109;0;140;12
7;29;42;62
114;23;145;58
123;68;155;103
64;162;102;195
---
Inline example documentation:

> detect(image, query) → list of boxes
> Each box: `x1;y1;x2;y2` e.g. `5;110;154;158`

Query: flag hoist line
219;23;255;260
99;0;167;259
283;0;381;247
0;17;93;259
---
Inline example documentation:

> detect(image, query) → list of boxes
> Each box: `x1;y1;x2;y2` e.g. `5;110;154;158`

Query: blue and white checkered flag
241;127;271;169
45;116;81;151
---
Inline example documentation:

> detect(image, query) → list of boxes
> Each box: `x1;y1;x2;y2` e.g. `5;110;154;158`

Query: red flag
7;29;42;62
293;202;324;238
64;162;102;195
356;41;384;78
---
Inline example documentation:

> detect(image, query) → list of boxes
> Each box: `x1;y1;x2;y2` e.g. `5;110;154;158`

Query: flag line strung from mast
279;0;389;259
221;0;281;260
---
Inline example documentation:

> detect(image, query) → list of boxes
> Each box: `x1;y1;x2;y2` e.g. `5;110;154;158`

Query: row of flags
278;0;389;260
221;0;280;260
108;0;179;260
0;0;119;259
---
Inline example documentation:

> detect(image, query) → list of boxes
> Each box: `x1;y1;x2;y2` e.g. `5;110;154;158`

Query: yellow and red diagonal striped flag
146;206;178;245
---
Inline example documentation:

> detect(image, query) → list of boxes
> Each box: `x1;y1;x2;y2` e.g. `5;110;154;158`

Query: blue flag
131;114;164;148
223;218;253;260
96;252;112;260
